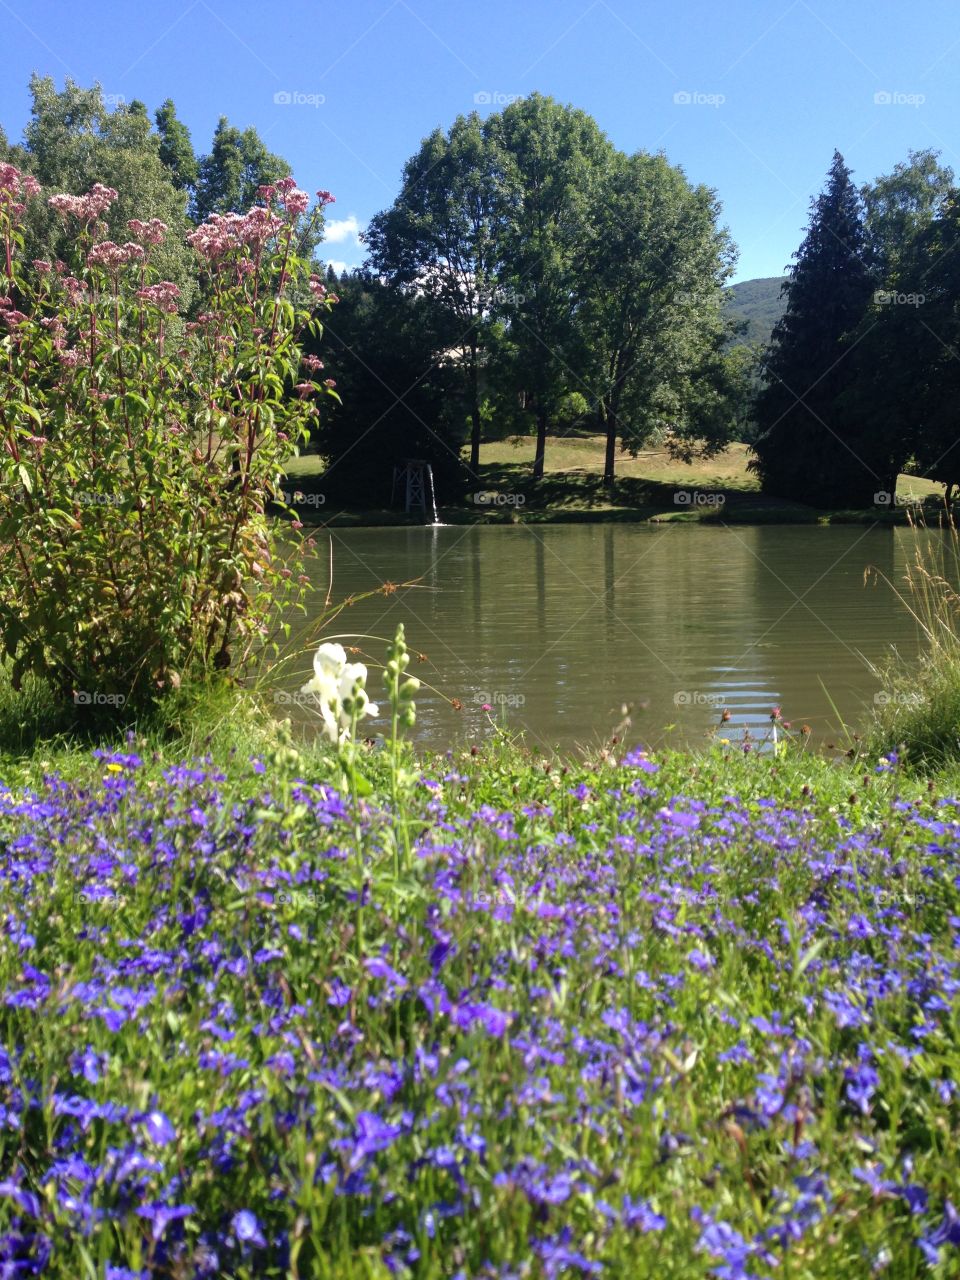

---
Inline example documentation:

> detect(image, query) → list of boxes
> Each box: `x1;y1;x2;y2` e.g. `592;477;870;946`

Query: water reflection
280;524;927;752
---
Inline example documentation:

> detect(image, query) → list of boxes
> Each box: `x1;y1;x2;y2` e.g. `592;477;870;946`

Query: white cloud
326;260;350;276
323;214;362;246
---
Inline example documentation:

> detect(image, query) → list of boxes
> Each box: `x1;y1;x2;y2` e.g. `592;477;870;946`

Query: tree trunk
603;407;616;489
468;350;482;475
533;412;547;481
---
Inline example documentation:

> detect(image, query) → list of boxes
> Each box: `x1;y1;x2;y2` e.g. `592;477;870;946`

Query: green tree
862;148;954;282
750;151;875;507
155;98;198;195
492;94;615;481
193;117;290;221
307;272;468;503
840;151;956;499
364;112;507;475
585;150;738;486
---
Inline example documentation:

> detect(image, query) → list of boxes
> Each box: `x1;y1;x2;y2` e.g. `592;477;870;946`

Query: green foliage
0;167;336;712
193;116;291;221
155;98;199;193
845;154;960;496
365;112;507;475
363;95;739;486
492;94;616;480
751;151;876;507
584;149;739;479
307;270;468;500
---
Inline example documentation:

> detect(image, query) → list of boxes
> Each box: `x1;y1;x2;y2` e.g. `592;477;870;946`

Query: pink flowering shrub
0;165;337;708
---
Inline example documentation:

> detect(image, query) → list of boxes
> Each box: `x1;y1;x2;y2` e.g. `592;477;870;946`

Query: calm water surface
282;524;927;753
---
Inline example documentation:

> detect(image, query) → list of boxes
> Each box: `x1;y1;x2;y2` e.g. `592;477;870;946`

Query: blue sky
2;0;959;281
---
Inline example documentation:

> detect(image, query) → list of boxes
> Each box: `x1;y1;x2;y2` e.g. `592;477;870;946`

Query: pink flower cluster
48;183;118;223
0;294;27;328
136;281;181;314
127;218;168;247
86;241;146;270
61;276;88;304
308;275;327;299
0;163;41;201
187;208;285;262
258;177;311;217
301;354;324;372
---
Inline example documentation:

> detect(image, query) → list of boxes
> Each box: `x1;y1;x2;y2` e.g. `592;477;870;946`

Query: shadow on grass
275;459;937;528
0;671;272;763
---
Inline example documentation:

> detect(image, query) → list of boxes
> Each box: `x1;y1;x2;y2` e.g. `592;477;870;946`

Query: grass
283;436;947;528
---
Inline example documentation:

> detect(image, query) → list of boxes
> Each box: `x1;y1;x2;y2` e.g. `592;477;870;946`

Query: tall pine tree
751;152;876;507
155;99;198;195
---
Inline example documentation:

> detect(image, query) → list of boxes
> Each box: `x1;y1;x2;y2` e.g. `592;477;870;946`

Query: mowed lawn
289;436;943;496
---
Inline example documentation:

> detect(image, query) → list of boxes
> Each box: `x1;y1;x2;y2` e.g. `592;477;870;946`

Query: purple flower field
0;742;958;1277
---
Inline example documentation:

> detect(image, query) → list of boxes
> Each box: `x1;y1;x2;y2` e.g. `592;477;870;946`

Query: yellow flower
106;763;124;773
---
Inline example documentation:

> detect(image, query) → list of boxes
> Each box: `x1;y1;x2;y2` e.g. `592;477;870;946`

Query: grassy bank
1;685;960;1276
282;439;945;528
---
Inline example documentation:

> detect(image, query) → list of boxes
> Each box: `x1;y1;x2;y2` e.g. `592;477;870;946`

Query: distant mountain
724;276;787;349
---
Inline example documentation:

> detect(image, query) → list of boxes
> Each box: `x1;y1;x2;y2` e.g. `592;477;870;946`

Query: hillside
725;275;787;348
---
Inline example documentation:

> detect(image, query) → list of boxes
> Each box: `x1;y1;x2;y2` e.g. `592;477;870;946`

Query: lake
280;523;927;754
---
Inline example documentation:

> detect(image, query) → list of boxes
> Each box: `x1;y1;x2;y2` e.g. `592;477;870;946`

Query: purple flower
327;977;352;1007
136;1203;194;1241
920;1199;960;1264
845;1058;879;1115
621;747;659;773
142;1110;176;1146
364;956;407;989
232;1209;266;1247
622;1196;666;1232
451;1002;510;1036
343;1111;405;1170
